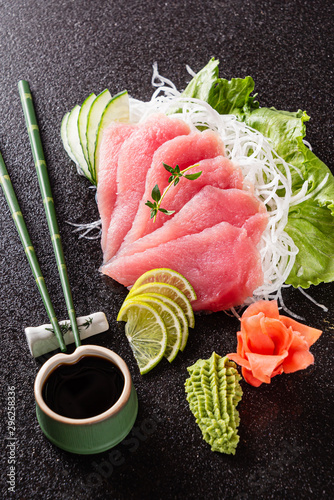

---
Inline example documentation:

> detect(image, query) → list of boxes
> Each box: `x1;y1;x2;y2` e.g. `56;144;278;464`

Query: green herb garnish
145;162;202;221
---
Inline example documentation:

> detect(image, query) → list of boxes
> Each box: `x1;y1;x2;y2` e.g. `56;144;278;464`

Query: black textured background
0;1;333;499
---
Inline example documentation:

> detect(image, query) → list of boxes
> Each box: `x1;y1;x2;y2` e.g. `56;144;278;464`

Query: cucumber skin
94;90;129;180
66;105;93;183
86;89;112;184
61;112;77;164
61;89;129;186
78;93;96;169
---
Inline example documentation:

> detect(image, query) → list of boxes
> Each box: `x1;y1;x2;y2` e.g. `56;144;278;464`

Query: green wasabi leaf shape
185;352;243;455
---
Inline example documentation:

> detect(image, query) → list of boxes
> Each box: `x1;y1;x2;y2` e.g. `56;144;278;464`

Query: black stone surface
0;1;333;499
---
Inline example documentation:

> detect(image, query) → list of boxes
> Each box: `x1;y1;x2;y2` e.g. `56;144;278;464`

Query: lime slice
132;292;189;352
124;296;182;362
128;282;195;329
130;268;197;302
117;301;167;374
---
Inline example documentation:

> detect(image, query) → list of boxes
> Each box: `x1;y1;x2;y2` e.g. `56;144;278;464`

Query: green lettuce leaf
242;106;334;287
297;139;334;215
182;57;259;117
181;59;334;288
242;106;309;188
284;140;334;287
285;200;334;286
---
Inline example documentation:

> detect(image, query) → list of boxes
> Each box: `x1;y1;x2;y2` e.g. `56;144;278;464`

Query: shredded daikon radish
277;287;305;320
298;287;328;312
290;173;329;206
303;139;313;151
66;219;102;239
126;63;325;305
186;64;197;78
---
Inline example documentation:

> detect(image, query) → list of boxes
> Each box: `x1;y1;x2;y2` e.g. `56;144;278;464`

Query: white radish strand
66;219;102;239
290;173;329;206
298;287;328;312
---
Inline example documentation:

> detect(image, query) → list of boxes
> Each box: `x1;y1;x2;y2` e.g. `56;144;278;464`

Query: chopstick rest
25;312;109;358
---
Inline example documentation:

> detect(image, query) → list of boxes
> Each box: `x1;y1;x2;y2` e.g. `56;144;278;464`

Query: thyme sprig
145;162;202;221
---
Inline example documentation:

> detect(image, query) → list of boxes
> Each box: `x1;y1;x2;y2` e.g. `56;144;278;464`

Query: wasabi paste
185;352;243;455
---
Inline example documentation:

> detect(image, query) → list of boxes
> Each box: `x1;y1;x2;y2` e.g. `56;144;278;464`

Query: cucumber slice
60;112;77;164
67;105;92;182
86;89;112;183
94;90;129;177
78;92;96;167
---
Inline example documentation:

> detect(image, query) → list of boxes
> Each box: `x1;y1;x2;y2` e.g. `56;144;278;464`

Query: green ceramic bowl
34;345;138;454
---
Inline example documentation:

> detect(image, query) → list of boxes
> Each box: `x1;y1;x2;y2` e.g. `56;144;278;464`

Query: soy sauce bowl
34;345;138;455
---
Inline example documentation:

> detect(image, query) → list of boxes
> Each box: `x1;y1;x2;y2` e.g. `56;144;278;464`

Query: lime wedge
132;292;189;352
117;301;167;374
130;268;197;302
128;282;195;329
123;296;182;362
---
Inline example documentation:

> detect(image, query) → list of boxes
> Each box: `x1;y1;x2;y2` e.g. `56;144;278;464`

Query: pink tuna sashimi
102;222;264;312
119;130;230;251
110;186;267;261
97;122;137;253
242;212;268;244
102;114;190;262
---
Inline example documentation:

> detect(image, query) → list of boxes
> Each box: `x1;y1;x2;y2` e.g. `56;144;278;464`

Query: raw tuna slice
97;122;137;253
102;222;264;312
111;186;267;260
102;114;190;262
242;212;268;245
119;130;238;251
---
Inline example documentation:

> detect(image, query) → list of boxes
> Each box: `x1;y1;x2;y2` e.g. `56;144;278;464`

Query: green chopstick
0;151;66;352
18;80;81;349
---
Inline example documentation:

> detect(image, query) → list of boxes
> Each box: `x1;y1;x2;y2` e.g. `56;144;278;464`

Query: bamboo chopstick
0;151;67;352
18;80;81;348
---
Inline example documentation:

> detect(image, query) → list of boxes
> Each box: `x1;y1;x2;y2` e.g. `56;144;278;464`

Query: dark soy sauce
42;356;125;419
